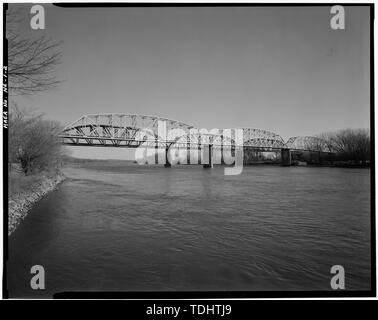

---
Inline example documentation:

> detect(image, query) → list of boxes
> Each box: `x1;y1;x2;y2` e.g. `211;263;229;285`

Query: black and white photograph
1;2;375;300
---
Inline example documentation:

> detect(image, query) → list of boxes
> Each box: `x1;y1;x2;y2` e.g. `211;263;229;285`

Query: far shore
63;156;371;169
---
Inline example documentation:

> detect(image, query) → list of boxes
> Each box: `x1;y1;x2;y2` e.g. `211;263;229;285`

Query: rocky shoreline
8;173;66;236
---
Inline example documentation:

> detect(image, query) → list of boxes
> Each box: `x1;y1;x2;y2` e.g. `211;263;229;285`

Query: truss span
241;128;285;149
169;130;236;149
61;114;331;152
61;113;194;147
285;136;331;152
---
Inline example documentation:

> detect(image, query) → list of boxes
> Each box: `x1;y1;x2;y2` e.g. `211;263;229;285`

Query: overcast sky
11;4;371;159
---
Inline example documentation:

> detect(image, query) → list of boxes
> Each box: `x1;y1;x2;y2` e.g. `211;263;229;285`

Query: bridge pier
164;146;171;167
155;137;159;165
203;144;213;169
281;148;291;166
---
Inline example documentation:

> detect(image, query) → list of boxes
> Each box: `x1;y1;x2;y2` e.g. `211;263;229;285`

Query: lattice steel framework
285;136;331;152
61;114;330;152
60;113;194;148
169;131;236;150
242;128;286;149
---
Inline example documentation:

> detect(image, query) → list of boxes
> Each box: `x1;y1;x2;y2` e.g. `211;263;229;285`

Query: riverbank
8;171;66;235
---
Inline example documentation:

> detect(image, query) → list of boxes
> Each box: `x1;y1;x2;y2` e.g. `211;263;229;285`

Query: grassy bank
8;169;65;235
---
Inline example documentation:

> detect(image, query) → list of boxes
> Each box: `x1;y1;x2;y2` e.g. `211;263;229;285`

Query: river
6;162;371;297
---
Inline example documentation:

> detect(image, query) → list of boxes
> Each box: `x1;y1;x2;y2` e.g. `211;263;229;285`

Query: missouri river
7;162;371;297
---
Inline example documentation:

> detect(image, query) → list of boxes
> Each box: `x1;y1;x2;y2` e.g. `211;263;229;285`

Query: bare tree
9;106;64;174
6;9;62;95
8;104;29;165
319;129;370;164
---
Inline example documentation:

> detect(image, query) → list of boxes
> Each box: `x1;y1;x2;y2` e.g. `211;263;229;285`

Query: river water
7;162;371;297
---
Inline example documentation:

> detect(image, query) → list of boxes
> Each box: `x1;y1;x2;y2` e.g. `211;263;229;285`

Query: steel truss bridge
60;114;333;166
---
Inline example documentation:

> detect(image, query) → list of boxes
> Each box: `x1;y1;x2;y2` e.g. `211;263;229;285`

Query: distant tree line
319;128;370;164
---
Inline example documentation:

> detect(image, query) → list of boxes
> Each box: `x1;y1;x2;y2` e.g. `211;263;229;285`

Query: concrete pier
203;144;213;169
164;146;171;167
281;148;291;166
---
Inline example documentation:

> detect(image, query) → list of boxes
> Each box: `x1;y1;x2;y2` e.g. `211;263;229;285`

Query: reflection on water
7;162;371;297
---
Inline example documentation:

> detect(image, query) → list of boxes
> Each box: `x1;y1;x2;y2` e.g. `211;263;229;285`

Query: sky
10;4;371;159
